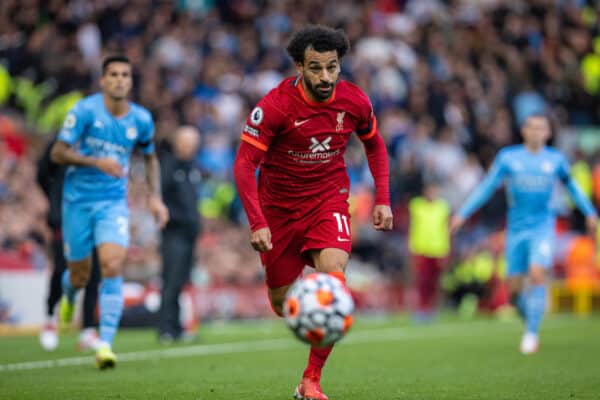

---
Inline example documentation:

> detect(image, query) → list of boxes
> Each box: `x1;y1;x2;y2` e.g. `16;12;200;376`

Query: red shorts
260;201;351;288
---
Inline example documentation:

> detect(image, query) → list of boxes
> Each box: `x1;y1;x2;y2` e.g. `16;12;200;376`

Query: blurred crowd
1;0;600;291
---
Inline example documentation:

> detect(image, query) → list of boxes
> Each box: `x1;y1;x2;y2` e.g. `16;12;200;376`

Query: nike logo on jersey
337;237;350;242
294;119;310;127
94;120;104;129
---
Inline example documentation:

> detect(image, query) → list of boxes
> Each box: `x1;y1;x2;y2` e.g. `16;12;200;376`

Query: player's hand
251;227;272;252
449;215;465;235
149;196;169;229
373;205;393;231
95;158;123;177
586;215;598;237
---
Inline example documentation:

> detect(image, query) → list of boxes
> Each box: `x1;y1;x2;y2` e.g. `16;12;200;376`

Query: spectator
0;0;598;315
408;181;451;321
158;126;201;343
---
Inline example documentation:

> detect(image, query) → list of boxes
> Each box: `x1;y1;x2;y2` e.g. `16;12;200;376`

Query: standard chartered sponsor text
288;149;340;160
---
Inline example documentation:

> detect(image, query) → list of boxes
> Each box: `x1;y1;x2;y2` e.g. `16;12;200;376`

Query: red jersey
234;76;390;231
240;77;380;216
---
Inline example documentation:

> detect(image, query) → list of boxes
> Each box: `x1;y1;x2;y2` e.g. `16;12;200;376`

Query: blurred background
1;0;600;333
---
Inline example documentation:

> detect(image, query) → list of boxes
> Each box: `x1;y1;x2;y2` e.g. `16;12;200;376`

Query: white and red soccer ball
283;273;355;347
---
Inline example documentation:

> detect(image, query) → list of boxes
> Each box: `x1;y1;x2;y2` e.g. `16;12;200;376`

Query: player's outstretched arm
453;153;507;233
50;140;123;177
144;152;169;229
558;157;598;235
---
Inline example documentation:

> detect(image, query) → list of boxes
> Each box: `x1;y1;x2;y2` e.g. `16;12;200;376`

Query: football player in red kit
233;25;393;400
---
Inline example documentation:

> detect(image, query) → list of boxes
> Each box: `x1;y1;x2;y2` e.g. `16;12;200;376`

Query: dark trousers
46;236;100;328
159;227;196;337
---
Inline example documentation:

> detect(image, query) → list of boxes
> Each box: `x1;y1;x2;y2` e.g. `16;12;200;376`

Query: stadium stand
1;0;599;321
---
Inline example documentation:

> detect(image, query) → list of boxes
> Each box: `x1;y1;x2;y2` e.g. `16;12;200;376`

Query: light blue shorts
62;199;129;262
505;229;554;277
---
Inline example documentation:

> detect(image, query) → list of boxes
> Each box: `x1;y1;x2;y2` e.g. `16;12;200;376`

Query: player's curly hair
286;25;350;63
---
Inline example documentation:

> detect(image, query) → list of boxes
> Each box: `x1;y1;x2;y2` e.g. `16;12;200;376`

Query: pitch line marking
0;318;568;372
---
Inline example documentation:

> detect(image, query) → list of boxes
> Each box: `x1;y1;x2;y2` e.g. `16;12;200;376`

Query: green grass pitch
1;314;599;399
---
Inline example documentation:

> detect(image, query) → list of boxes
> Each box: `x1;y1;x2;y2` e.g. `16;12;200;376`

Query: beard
303;76;335;102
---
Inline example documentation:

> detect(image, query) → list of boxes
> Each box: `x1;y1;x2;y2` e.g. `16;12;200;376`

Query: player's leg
94;242;126;368
78;251;100;351
294;205;352;400
292;247;349;400
60;202;94;327
519;265;546;354
267;285;291;316
40;233;67;351
507;275;526;319
93;200;129;369
520;232;553;354
266;246;348;316
260;211;328;399
60;259;92;326
505;232;529;319
262;211;306;316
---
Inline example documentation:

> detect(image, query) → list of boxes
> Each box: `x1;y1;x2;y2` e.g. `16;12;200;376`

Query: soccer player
233;26;393;399
450;114;597;354
50;55;169;368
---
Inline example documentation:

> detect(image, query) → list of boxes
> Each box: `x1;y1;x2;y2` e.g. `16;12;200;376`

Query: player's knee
70;272;89;288
68;260;92;288
100;256;124;277
268;287;288;317
70;267;91;288
312;249;349;274
269;295;284;317
270;301;284;317
317;259;346;274
529;267;546;285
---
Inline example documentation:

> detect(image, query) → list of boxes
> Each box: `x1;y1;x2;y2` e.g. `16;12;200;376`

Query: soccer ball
283;273;355;347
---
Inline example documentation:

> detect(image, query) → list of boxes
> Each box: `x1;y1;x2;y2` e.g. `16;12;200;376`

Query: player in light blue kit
51;56;169;368
450;114;597;354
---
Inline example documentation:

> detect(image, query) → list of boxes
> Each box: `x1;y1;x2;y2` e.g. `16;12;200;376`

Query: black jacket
160;150;201;236
36;138;65;230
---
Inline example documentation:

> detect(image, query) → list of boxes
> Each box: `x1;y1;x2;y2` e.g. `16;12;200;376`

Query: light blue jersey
457;145;596;275
58;93;155;203
58;93;155;260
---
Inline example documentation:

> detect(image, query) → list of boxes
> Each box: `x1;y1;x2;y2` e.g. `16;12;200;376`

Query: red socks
303;345;333;380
